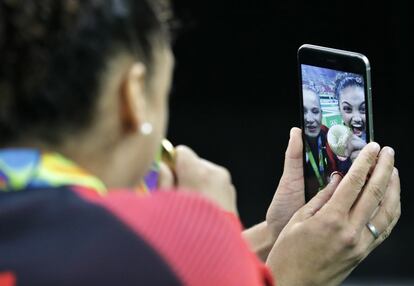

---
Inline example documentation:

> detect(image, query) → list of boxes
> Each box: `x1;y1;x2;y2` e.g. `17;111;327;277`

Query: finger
299;174;342;220
351;147;395;228
158;162;175;189
174;145;199;186
283;127;303;172
351;137;366;160
350;135;367;151
346;136;364;156
329;142;380;212
175;145;199;162
357;207;399;262
276;127;305;200
370;203;400;251
361;168;400;248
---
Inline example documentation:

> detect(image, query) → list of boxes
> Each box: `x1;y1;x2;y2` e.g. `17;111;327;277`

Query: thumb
174;145;200;187
158;162;175;189
276;127;304;201
282;127;303;178
300;173;342;219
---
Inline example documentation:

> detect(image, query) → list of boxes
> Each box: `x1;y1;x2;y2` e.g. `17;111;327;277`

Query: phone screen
300;64;369;201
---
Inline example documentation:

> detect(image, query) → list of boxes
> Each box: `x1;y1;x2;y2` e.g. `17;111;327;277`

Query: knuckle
175;146;195;169
341;227;360;248
323;211;343;230
199;162;233;184
396;204;402;219
347;171;365;187
380;227;392;241
198;164;211;179
207;164;223;178
367;183;384;204
219;166;232;183
386;160;395;172
365;150;378;165
205;163;232;184
175;145;192;157
353;245;368;262
383;208;395;225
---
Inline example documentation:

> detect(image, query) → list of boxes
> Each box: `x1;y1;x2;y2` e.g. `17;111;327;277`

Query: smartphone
297;44;374;202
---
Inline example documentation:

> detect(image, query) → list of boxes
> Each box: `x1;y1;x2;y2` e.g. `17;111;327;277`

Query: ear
119;62;147;133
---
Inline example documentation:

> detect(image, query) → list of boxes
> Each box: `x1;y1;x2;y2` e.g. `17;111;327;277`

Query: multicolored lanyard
305;137;326;189
139;148;162;193
0;149;107;194
0;144;164;194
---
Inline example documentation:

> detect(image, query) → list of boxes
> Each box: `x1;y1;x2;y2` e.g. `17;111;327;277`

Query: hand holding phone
297;44;374;201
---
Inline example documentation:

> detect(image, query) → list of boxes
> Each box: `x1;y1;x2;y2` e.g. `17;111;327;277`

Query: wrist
243;221;274;261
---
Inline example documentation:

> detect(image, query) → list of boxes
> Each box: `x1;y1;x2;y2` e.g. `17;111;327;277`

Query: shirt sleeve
74;187;274;286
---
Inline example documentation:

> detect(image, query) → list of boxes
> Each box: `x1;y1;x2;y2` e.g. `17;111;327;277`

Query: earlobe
119;62;147;133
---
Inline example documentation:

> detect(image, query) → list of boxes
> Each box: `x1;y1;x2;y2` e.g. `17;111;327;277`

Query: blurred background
167;0;413;283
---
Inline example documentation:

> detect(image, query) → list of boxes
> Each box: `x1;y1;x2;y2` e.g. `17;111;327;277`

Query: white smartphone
297;44;374;201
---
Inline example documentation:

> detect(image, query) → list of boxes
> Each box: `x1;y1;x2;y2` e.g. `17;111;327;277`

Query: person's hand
158;145;238;215
266;127;305;242
347;134;367;161
266;143;400;286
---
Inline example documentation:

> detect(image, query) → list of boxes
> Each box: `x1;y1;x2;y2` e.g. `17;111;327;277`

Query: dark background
167;0;413;282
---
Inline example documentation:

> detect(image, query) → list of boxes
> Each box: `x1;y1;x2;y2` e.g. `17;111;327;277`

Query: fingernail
393;168;399;176
289;128;295;138
369;142;380;153
386;147;395;156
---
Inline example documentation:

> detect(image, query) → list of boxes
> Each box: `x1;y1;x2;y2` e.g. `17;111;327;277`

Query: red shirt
0;186;273;286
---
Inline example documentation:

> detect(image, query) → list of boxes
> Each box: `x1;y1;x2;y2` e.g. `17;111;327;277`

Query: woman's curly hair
0;0;172;145
334;73;364;101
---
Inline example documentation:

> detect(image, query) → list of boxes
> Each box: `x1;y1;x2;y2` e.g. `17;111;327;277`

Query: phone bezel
297;44;374;201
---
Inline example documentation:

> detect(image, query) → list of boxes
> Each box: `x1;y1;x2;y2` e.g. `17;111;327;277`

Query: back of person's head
0;0;172;146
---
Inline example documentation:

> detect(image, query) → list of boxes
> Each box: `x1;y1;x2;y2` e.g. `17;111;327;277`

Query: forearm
242;221;274;261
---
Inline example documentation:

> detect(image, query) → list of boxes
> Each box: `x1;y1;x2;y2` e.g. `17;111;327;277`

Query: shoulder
1;187;271;285
0;187;182;285
73;187;272;286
